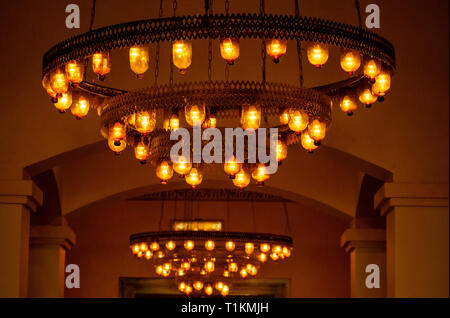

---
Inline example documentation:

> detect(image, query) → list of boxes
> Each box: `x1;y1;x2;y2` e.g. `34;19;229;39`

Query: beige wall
65;199;350;298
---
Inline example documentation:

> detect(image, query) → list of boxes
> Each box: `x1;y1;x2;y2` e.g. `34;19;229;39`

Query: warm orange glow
108;121;126;142
108;138;127;154
65;60;84;86
184;240;195;251
185;104;206;126
249;265;258;276
232;168;251;189
135;110;156;135
258;253;268;263
225;241;235;252
173;156;192;176
204;284;214;296
359;88;378;106
220;38;240;65
144;250;152;260
50;68;69;96
140;243;148;251
204;114;217;128
169;114;180;131
270;252;279;261
276;140;288;162
301;130;318;153
228;262;238;272
240;268;248;278
204;261;215;273
150;242;160;251
245;243;255;255
282;246;292;258
53;91;72;113
129;46;149;78
42;74;57;101
134;141;150;163
307;43;329;68
178;282;186;292
340;49;361;76
241;104;261;130
132;244;140;255
215;281;224;291
205;240;215;251
273;245;282;254
165;241;176;251
266;39;287;63
339;95;358;115
181;261;191;271
252;164;270;185
156;160;174;184
363;59;381;81
288;109;309;134
224;155;241;178
71;95;90;119
172;40;192;74
308;119;327;143
92;52;111;80
260;243;271;253
185;168;203;189
280;108;292;125
156;265;164;275
221;285;230;296
184;285;193;295
193;281;204;291
372;72;391;97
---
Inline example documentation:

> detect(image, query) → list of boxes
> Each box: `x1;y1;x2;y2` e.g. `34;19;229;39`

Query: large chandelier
41;0;396;190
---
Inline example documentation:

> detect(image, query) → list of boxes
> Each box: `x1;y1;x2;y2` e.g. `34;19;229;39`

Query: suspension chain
208;0;213;81
260;0;266;84
355;0;363;28
225;0;230;14
295;0;304;87
154;0;163;86
169;0;177;86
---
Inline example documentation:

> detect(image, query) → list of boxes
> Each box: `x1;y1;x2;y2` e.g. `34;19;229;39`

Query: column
0;180;42;297
374;183;449;298
341;228;386;298
28;224;76;298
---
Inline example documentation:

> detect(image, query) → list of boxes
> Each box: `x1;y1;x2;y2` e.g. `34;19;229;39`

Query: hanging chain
295;0;304;87
225;0;230;14
207;0;213;81
355;0;363;28
260;0;266;84
173;0;177;16
154;0;163;86
283;201;292;237
84;0;97;81
169;0;177;86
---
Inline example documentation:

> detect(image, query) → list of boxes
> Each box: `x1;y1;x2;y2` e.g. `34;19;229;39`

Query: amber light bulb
169;114;180;131
185;104;206;126
205;240;215;251
225;241;235;252
308;119;327;145
185;168;203;189
282;246;292;258
260;243;271;253
280;108;292;125
245;243;255;255
172;40;192;74
372;72;392;102
240;268;248;278
276;139;288;163
178;282;186;292
92;52;111;81
71;95;90;120
340;49;361;76
144;250;152;260
221;285;230;296
184;285;193;295
150;242;160;251
228;262;238;272
156;160;174;184
184;240;195;251
307;43;329;68
50;68;69;97
205;261;215;273
65;60;84;87
173;156;192;177
340;95;358;116
53;91;72;113
108;138;127;155
258;253;268;263
266;39;287;63
215;281;224;291
363;59;381;83
165;241;176;251
42;74;58;103
203;114;217;129
288;109;309;134
301;130;318;153
241;104;261;130
135;110;156;135
359;88;378;108
193;281;204;291
220;38;240;65
224;155;241;179
129;46;149;78
252;164;270;186
108;122;126;144
134;140;150;164
204;284;214;296
232;168;251;189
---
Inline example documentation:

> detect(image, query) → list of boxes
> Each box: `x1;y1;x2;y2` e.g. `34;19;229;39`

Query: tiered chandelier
41;0;395;296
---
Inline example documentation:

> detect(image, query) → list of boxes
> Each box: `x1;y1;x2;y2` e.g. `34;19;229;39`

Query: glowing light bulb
241;104;261;130
177;269;185;276
223;270;230;278
53;91;72;113
181;261;191;271
150;242;160;251
224;155;241;179
108;121;126;143
178;282;186;292
71;95;90;120
215;281;224;291
204;284;213;296
288;109;309;134
276;139;288;162
144;250;152;260
205;240;215;251
228;262;238;272
169;114;180;131
221;285;230;296
252;164;270;186
204;114;217;128
339;95;358;116
129;46;149;78
50;68;69;97
266;39;287;63
363;59;381;82
258;253;268;263
163;263;172;272
156;251;165;259
165;241;176;251
172;40;192;74
65;60;84;87
301;130;318;153
185;104;206;126
92;52;111;81
220;38;240;65
245;243;255;255
307;43;329;68
42;74;58;103
359;88;378;107
340;49;361;76
282;246;292;258
249;265;258;276
273;245;282;254
132;244;140;255
232;168;250;189
108;138;126;155
240;268;248;278
225;241;235;252
372;72;391;100
135;110;156;135
204;261;215;273
308;119;327;145
184;285;193;295
173;156;192;177
260;243;271;253
184;240;195;251
156;265;164;275
137;251;143;258
156;160;174;184
270;252;280;261
280;108;292;125
193;281;204;291
139;243;148;252
185;168;203;189
134;140;150;164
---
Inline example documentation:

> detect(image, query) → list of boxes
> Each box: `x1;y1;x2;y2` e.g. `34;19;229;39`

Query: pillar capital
374;183;449;216
0;180;43;213
341;228;386;253
30;225;76;251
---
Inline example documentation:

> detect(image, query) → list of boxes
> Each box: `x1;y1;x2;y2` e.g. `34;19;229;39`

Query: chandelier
129;189;293;296
41;0;396;190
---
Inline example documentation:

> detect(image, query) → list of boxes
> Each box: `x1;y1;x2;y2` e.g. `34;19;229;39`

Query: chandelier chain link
154;0;164;86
